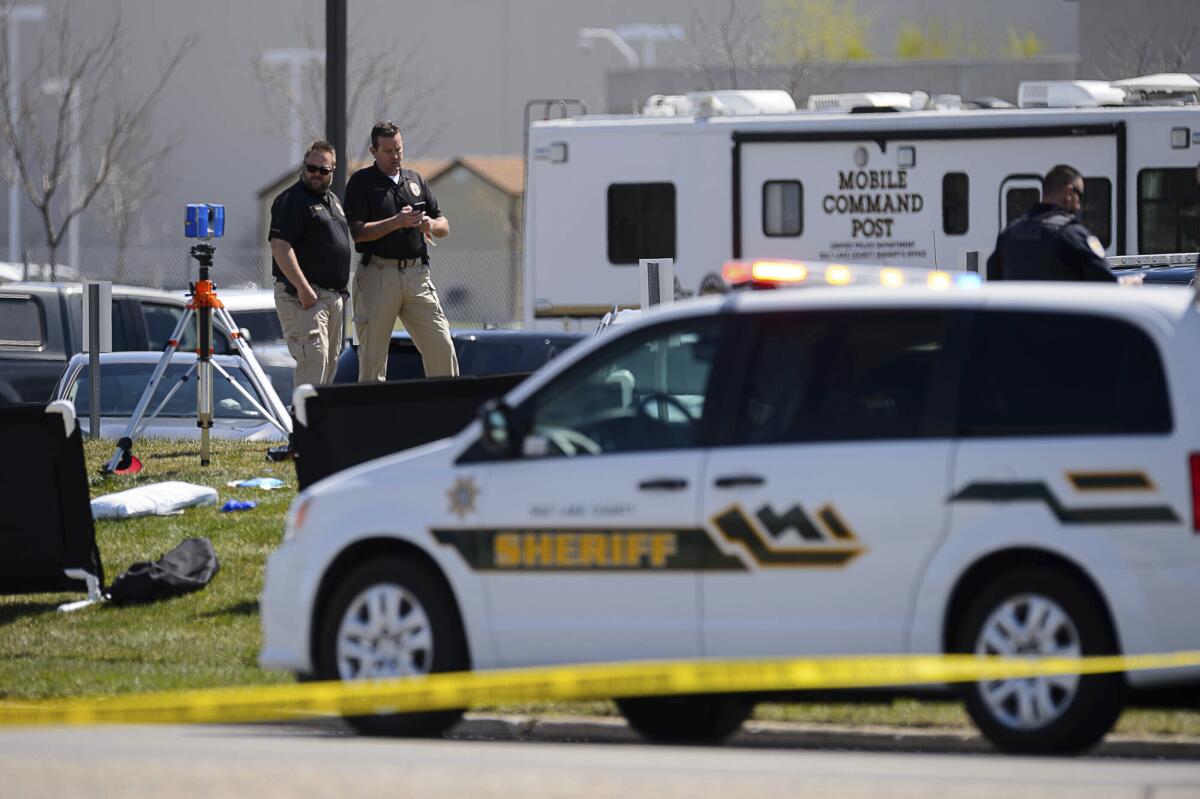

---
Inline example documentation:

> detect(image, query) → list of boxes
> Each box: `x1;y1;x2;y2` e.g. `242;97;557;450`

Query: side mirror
478;399;512;455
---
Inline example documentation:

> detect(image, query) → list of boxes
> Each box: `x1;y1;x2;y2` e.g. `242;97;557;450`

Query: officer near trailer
986;164;1117;282
344;120;455;380
268;140;353;388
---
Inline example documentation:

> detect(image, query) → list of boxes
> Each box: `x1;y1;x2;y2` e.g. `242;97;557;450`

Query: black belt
362;254;424;269
279;281;345;296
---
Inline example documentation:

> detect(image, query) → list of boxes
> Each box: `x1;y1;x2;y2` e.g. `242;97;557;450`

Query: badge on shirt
409;181;421;197
1086;235;1105;258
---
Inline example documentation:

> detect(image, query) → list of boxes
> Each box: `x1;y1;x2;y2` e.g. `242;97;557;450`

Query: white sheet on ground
91;481;219;520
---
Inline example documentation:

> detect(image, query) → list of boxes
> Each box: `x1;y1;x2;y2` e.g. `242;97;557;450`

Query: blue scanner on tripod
185;204;225;239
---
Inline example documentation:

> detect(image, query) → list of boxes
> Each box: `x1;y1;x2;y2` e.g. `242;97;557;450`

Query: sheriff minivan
261;282;1200;753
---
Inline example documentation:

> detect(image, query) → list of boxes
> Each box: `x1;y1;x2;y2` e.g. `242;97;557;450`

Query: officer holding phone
343;120;456;380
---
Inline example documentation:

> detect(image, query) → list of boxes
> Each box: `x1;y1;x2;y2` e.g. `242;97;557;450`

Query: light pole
261;47;325;164
577;24;685;69
42;77;78;278
4;4;46;265
577;28;640;69
613;23;685;69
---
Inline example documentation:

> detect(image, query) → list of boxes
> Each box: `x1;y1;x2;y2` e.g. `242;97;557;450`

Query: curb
444;713;1200;759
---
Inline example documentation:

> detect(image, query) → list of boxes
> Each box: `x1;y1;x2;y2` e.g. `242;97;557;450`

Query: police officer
986;164;1116;282
344;120;456;381
268;140;353;388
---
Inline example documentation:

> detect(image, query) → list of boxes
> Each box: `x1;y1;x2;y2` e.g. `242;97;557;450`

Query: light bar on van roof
721;259;979;290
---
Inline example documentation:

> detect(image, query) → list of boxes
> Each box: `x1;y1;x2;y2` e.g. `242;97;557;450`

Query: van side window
606;182;676;265
960;311;1171;436
1138;168;1200;253
732;311;955;445
0;296;44;346
762;180;803;237
942;173;969;235
1081;177;1112;249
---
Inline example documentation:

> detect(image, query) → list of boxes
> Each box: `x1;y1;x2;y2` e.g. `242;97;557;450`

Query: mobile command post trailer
523;76;1200;324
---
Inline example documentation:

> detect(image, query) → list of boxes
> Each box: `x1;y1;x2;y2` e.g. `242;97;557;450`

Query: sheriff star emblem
448;476;479;519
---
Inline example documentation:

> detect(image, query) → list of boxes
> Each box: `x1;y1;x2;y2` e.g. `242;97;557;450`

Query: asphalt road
1;717;1197;799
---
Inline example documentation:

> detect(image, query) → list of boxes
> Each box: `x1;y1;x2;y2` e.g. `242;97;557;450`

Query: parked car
263;282;1200;754
52;351;287;441
212;288;298;405
331;328;584;383
0;282;234;405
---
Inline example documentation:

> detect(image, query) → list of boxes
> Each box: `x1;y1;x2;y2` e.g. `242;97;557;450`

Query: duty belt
365;255;423;269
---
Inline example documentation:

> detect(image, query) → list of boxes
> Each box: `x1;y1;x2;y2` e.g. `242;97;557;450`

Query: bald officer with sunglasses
268;140;353;389
986;163;1116;282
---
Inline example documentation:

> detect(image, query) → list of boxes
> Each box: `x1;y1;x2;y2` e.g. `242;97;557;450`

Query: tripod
103;243;293;473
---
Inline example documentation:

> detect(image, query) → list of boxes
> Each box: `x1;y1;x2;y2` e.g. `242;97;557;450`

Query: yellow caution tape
1;651;1198;727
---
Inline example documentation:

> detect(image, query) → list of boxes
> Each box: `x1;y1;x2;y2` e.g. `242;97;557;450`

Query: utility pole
326;0;347;198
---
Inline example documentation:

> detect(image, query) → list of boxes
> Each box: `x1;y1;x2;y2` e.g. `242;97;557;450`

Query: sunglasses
305;164;335;175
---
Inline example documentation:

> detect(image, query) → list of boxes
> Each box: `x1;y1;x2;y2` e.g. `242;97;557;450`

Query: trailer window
1138;168;1200;254
1004;187;1039;227
942;173;969;235
607;182;676;265
1081;177;1112;249
763;180;803;237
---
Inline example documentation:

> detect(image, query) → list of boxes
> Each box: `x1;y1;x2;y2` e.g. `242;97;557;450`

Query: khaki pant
273;283;344;390
353;258;458;381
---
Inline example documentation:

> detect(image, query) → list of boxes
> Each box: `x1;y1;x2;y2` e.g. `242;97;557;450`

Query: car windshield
69;362;266;419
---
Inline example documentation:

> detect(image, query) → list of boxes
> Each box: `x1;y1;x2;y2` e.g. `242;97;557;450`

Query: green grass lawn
0;438;295;699
1;437;1196;737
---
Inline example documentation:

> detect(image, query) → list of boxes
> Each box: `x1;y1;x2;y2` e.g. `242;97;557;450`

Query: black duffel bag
106;537;220;605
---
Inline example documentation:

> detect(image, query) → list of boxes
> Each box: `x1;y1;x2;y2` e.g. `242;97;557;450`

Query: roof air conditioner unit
685;90;796;116
1017;80;1126;108
641;94;692;117
1110;73;1200;104
806;92;914;112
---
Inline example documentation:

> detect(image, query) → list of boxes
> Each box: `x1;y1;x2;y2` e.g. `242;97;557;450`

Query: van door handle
638;478;689;491
713;474;766;488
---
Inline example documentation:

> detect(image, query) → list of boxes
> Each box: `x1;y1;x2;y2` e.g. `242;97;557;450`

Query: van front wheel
316;556;467;737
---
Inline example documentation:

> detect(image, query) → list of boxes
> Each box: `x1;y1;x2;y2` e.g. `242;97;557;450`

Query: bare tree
0;3;196;279
93;113;179;282
683;0;769;91
253;9;446;166
1103;23;1199;78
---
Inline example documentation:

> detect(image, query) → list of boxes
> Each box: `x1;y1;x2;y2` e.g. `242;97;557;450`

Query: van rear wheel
616;695;753;744
316;556;467;737
953;566;1125;754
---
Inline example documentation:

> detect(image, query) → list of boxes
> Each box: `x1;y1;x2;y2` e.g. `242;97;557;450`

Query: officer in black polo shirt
268;140;352;389
986;164;1117;282
344;120;456;381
